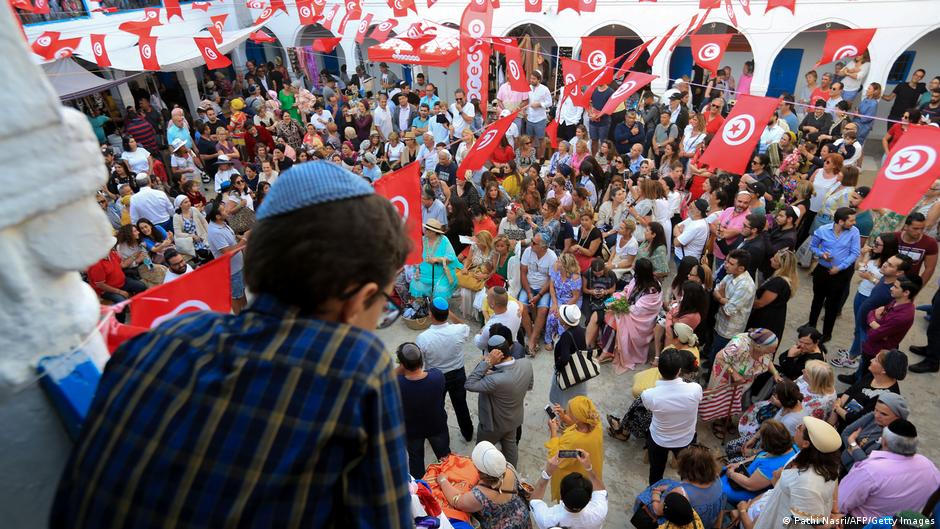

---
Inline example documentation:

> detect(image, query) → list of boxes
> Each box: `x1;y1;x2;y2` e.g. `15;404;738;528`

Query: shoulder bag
555;330;602;390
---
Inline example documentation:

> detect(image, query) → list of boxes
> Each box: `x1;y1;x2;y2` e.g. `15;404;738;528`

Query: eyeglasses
378;292;403;329
710;104;721;109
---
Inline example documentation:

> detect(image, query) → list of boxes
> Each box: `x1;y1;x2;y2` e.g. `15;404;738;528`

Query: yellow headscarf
567;396;600;428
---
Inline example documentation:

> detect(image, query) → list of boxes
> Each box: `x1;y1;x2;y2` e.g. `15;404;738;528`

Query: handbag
555;330;602;390
456;266;487;291
227;205;256;235
175;235;196;257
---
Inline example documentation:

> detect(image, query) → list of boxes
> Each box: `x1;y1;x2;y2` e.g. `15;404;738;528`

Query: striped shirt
125;116;158;153
51;293;411;529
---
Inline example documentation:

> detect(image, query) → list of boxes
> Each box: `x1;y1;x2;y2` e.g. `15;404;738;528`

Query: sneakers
830;349;860;369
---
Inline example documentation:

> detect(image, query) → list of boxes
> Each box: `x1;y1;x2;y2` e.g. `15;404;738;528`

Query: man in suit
392;92;418;135
465;335;534;467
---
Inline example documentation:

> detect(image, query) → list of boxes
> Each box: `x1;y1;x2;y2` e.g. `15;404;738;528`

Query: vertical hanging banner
765;0;795;13
600;71;658;115
699;94;779;174
724;0;737;26
560;57;587;107
456;110;521;176
374;163;423;265
860;126;940;214
460;1;493;104
195;36;232;69
388;0;416;17
370;19;399;42
503;41;530;93
580;36;615;85
689;33;732;75
165;0;183;20
138;36;161;71
815;28;876;66
525;0;541;12
208;14;227;44
344;0;362;20
90;34;111;67
296;0;319;24
355;13;374;44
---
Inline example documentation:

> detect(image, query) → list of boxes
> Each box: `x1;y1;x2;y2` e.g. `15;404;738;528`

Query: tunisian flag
312;37;343;53
503;41;530;93
816;28;876;66
525;0;541;12
374;163;423;265
600;72;657;116
765;0;795;13
119;8;162;37
355;13;374;44
578;0;596;12
165;0;183;20
560;58;588;107
699;95;779;174
208;14;227;44
321;3;341;31
689;33;732;75
370;19;398;42
90;34;111;68
130;254;233;329
31;31;82;60
457;110;520;177
139;36;161;70
861;126;940;214
615;38;653;78
195;37;232;69
581;36;615;85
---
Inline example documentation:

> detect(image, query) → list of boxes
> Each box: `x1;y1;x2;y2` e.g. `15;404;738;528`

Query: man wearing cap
395;342;450;479
129;173;175;233
379;62;400;94
416;297;474;442
673;199;711;263
52;162;414;528
530;450;608;529
666;92;689;135
839;419;940;524
465;334;534;467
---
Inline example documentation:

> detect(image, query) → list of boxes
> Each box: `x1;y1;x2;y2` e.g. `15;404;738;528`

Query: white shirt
641;378;703;448
418;144;439;173
675;217;710;260
834;138;863;167
311;109;333;131
121;147;151;174
809;170;839;213
130;186;175;224
759;124;785;154
558;96;584;126
369;105;390;139
505;121;520;148
163;263;194;283
521;247;557;291
841;61;870;92
450;101;475;137
215;167;240;193
530;491;609;529
475;301;523;350
527;83;553;123
614;234;639;261
416;322;470;373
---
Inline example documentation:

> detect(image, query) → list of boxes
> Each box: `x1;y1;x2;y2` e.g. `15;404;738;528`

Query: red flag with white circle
208;14;227;44
195;36;231;70
600;71;657;116
615;38;653;79
816;28;876;66
344;0;362;20
370;19;398;42
388;0;415;16
698;94;779;174
118;8;162;37
31;31;81;60
374;162;423;265
191;2;211;11
296;0;320;25
689;33;732;75
578;0;596;12
270;0;288;13
503;41;529;93
321;4;340;31
253;5;276;24
130;254;232;328
90;34;111;68
724;0;737;26
525;0;541;12
765;0;795;13
312;37;343;53
557;0;579;13
560;58;588;107
32;0;51;14
460;1;492;104
457;110;520;177
860;126;940;214
581;36;615;85
138;36;161;71
355;13;374;44
165;0;183;20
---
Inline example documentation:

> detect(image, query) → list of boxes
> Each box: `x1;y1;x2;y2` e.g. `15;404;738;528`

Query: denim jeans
406;430;450;478
847;291;869;357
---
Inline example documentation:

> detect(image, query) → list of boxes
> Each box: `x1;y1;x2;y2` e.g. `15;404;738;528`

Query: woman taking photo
747;249;798;340
544;396;604;502
546;254;583;348
172;195;211;264
595;258;663;373
598;187;629;248
637;221;670;280
410;219;462;300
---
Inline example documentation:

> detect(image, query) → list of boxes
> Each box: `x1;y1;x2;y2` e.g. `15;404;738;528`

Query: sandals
598;354;614;364
607;425;630;441
710;419;731;442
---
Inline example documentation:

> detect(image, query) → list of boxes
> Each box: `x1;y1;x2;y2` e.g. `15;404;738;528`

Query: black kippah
888;419;917;438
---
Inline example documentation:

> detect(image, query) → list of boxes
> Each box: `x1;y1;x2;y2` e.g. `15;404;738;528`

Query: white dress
652;197;673;254
753;466;836;529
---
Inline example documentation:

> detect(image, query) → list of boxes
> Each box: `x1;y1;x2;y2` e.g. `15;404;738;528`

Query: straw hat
423;218;445;234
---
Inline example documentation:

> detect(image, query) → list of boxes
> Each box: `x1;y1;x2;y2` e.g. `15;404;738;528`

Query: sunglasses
710;104;721;109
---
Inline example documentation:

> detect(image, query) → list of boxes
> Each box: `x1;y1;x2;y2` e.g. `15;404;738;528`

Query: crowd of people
70;52;940;529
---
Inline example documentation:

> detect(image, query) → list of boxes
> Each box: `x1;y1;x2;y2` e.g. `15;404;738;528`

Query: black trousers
925;290;940;364
647;436;693;485
406;431;450;479
808;265;854;339
444;368;475;442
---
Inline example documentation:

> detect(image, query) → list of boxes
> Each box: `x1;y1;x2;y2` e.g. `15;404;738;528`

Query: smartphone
544;404;556;420
558;450;580;459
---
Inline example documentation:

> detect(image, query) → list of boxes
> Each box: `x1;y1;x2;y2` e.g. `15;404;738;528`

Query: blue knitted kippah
432;297;449;311
256;161;374;220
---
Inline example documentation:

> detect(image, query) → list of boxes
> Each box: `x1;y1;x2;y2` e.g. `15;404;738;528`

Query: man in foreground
52;162;413;528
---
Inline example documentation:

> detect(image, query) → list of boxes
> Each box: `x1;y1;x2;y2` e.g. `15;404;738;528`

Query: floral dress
545;269;582;344
470;487;530;529
700;333;773;421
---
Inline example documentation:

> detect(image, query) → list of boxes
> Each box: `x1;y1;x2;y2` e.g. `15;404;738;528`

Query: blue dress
721;447;797;504
409;235;462;300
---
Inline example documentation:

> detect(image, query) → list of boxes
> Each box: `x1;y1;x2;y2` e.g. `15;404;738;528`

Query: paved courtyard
377;264;939;527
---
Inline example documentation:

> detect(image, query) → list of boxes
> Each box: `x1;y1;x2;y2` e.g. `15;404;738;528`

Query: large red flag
525;0;541;12
374;163;423;265
90;34;111;68
581;36;615;85
296;0;319;24
600;72;657;115
647;24;678;64
457;110;520;177
816;28;876;66
546;119;559;149
460;1;492;104
370;19;398;42
355;13;373;44
165;0;183;20
699;95;779;174
560;58;585;107
312;37;343;53
195;36;232;69
139;36;161;70
615;38;654;78
578;0;596;12
503;41;530;93
102;315;148;354
861;126;940;214
765;0;795;13
208;14;227;44
130;254;232;328
31;31;81;60
689;33;733;75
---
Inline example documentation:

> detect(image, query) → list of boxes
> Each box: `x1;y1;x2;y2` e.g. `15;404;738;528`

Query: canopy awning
368;21;459;68
41;59;145;101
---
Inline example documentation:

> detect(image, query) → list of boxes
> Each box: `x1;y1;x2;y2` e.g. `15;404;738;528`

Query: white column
230;42;249;76
108;71;137;110
177;68;202;117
